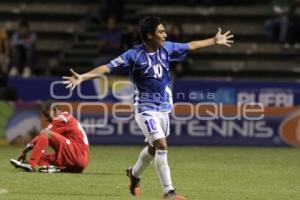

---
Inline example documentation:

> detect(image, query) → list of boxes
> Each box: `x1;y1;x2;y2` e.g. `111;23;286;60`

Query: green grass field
1;145;300;200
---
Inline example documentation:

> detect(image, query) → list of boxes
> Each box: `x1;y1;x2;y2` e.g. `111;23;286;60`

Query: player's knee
157;143;168;150
153;138;168;150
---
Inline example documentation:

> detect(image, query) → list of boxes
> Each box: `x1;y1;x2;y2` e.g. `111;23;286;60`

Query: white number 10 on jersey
153;64;163;78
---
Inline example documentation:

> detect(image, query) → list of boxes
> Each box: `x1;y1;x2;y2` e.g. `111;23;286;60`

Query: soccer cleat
126;167;141;196
39;165;61;173
163;190;187;200
10;159;34;172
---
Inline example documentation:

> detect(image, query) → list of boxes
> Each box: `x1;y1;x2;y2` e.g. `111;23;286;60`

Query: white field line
0;188;8;194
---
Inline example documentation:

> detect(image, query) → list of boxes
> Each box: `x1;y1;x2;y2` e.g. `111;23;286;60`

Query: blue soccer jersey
106;41;189;113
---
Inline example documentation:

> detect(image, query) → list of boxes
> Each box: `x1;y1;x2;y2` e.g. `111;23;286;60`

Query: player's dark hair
139;16;163;42
42;101;60;114
42;101;60;122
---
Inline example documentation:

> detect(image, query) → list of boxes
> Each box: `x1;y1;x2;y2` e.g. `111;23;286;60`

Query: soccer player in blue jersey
63;16;233;199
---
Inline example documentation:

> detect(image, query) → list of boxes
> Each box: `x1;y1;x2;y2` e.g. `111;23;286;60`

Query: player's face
153;24;167;47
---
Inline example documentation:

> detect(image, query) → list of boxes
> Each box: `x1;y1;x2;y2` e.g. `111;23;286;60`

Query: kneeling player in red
10;102;89;173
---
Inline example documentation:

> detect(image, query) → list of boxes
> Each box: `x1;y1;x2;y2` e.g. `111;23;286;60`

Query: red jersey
47;112;89;151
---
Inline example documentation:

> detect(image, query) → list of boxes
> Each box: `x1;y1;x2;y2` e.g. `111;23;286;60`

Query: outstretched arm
62;64;110;90
188;28;234;51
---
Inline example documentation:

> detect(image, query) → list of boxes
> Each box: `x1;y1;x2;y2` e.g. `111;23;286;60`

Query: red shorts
39;132;89;172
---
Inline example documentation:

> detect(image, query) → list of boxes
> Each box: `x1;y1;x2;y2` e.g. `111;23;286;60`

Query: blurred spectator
94;16;122;66
0;23;10;76
168;23;188;77
10;20;37;78
264;0;295;44
89;0;124;24
287;0;300;48
121;23;140;51
103;0;124;22
168;23;185;42
0;32;18;100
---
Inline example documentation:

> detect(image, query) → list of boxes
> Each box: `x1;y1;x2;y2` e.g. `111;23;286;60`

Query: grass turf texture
0;145;300;200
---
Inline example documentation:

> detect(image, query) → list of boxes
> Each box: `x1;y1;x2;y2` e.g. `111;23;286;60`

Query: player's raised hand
62;68;83;90
214;27;234;47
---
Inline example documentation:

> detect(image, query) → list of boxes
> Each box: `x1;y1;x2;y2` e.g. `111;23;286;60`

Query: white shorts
135;111;170;146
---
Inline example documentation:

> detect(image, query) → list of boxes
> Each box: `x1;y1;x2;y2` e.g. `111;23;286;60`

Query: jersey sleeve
164;41;189;62
106;49;134;71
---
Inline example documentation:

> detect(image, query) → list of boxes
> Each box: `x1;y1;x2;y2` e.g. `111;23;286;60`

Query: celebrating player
10;102;89;173
62;16;233;199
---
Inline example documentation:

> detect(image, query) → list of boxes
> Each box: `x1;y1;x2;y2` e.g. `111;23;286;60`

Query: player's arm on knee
41;128;53;138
